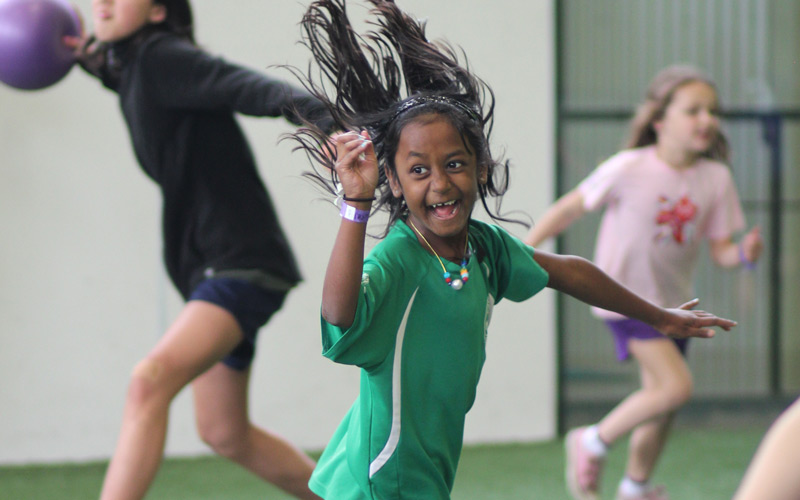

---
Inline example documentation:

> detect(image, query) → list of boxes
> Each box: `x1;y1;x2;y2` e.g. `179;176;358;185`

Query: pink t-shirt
578;146;745;320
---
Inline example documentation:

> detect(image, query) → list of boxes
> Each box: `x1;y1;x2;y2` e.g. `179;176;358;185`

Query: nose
430;166;452;193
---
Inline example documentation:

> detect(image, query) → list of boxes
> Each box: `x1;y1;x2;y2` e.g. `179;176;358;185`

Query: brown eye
446;160;464;170
411;165;428;175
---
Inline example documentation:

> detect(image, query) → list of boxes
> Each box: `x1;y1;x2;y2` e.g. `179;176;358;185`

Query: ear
478;163;489;186
149;4;167;24
386;169;403;198
652;119;663;133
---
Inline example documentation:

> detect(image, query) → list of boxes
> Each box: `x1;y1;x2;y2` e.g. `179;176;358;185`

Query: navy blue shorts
605;318;689;362
188;277;286;370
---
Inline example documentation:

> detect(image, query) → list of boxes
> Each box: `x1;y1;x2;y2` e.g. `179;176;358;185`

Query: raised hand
332;130;377;201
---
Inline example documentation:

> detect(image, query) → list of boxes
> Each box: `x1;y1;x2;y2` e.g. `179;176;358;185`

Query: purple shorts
189;277;286;371
605;318;689;362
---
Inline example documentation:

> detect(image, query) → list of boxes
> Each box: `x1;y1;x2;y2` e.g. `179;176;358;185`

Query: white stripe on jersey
369;287;418;478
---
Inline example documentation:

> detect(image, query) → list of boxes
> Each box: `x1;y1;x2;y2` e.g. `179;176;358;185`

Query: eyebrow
404;149;469;160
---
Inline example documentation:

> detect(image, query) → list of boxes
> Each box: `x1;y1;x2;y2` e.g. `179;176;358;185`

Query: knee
197;419;249;460
663;371;693;409
125;357;172;411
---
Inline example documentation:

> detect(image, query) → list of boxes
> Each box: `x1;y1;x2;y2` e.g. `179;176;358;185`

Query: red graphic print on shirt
655;195;697;244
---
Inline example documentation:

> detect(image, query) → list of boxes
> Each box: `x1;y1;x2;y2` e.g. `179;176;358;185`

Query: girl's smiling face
655;80;720;159
388;114;487;257
92;0;166;42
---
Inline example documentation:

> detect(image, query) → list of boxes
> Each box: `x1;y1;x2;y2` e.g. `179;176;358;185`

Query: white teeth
431;200;456;208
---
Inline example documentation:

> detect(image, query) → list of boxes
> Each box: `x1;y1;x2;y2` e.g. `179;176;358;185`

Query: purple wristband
340;202;370;223
739;244;756;270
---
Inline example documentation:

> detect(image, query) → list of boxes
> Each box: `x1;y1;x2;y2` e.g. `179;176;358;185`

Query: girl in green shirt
291;1;737;498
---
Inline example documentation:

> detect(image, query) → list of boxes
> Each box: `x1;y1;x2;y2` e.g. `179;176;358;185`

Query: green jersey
310;219;549;499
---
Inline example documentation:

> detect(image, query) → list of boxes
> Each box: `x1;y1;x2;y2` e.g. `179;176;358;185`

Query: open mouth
429;199;460;219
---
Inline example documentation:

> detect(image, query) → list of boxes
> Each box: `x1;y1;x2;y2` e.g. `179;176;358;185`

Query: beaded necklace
408;219;470;290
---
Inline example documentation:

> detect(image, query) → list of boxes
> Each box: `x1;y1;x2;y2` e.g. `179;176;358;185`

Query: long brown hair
626;65;729;163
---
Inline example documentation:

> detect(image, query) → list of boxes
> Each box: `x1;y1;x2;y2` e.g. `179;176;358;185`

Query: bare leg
193;363;321;499
625;410;675;481
597;338;692;482
734;398;800;500
99;301;245;500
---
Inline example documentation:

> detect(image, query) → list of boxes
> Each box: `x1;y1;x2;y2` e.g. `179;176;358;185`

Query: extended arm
321;131;377;328
533;250;737;338
524;189;586;247
141;36;332;128
709;225;763;268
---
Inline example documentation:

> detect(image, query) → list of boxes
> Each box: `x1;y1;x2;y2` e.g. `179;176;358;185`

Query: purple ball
0;0;80;90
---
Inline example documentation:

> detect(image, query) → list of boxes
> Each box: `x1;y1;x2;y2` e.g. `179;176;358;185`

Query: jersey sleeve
476;223;549;303
577;150;633;212
139;35;333;130
704;167;746;240
319;259;399;368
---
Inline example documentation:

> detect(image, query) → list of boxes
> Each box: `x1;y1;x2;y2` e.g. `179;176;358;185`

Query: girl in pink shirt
525;66;763;500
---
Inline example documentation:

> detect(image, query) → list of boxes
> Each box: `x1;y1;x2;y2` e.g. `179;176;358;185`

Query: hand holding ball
0;0;81;90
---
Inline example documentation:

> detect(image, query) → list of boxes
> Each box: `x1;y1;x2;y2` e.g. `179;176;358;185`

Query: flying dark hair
290;0;521;236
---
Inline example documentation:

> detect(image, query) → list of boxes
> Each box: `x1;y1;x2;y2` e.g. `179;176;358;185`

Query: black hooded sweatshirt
98;31;331;298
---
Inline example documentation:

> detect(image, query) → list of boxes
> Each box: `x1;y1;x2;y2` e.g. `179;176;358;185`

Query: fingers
674;323;715;339
692;328;716;339
744;225;764;262
663;306;737;339
692;313;738;332
62;34;93;57
334;131;372;169
63;35;81;49
360;130;375;158
332;130;362;143
331;131;362;155
678;298;700;310
334;130;370;149
331;130;377;199
705;316;738;331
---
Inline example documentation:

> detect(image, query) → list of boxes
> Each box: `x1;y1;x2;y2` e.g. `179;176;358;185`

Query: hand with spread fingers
656;298;737;339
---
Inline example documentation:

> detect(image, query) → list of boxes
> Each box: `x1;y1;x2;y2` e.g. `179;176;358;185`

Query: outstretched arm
321;131;377;328
533;250;737;338
524;189;586;247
